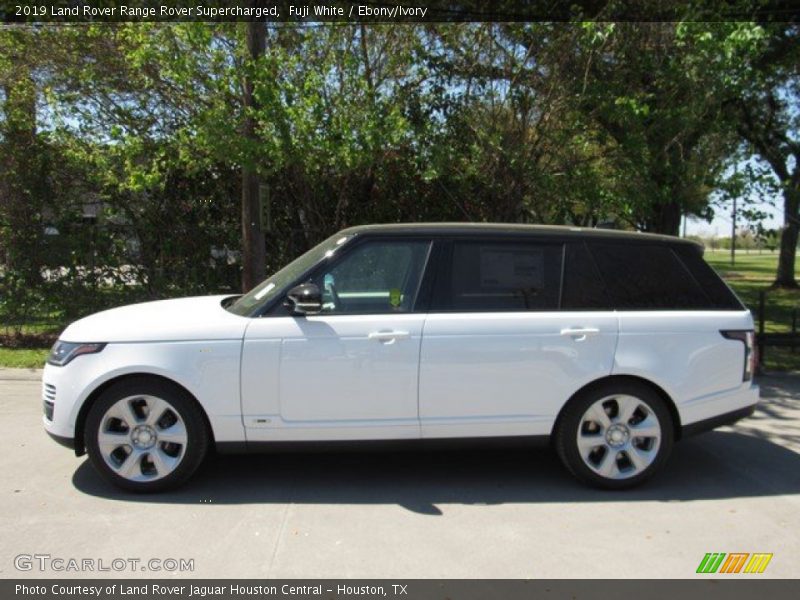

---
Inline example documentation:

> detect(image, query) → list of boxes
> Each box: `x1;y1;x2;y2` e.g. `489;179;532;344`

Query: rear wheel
555;381;674;489
85;378;209;492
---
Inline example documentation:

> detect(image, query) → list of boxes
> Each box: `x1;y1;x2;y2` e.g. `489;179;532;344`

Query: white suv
43;224;758;491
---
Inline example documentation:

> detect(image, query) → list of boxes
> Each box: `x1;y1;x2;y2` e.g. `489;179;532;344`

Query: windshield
226;232;353;316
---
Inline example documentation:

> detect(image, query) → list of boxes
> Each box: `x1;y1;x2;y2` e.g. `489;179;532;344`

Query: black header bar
4;580;800;600
2;0;799;23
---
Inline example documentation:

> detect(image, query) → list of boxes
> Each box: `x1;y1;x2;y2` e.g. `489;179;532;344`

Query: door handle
560;327;600;341
368;330;410;343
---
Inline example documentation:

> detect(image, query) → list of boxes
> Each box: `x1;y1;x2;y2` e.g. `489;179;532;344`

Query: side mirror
285;283;323;315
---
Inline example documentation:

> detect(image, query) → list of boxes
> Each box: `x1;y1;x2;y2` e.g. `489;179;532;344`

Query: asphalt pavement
1;367;798;578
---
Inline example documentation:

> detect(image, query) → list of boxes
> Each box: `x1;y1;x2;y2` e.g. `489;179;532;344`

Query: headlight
47;341;106;366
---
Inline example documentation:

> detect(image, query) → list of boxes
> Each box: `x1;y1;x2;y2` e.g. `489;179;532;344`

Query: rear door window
444;241;562;311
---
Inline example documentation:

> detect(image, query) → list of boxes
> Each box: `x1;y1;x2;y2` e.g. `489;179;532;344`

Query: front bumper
46;430;76;450
41;357;104;456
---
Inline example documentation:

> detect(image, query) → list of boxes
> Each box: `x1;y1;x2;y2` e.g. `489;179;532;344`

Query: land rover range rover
43;224;758;491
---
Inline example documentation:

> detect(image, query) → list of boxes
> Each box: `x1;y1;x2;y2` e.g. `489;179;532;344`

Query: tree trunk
240;16;267;292
644;200;681;236
774;187;799;288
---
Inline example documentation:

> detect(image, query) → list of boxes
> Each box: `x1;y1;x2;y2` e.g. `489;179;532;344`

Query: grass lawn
0;347;50;369
0;320;60;369
1;250;799;370
705;250;800;371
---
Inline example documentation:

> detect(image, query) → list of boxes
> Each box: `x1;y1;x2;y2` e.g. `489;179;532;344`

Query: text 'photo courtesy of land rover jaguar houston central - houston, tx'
42;224;759;492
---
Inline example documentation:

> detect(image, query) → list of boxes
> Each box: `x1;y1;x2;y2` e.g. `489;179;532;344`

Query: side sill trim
681;404;757;438
216;435;550;454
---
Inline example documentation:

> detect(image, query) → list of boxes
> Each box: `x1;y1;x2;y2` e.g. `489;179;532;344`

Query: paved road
1;368;799;579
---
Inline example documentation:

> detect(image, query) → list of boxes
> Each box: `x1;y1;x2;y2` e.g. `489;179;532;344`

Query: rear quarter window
672;245;744;310
590;242;715;310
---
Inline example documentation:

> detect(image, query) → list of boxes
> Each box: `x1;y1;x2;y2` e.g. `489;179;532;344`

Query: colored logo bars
696;553;773;574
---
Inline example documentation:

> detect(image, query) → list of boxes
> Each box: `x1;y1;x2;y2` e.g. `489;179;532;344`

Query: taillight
721;330;755;381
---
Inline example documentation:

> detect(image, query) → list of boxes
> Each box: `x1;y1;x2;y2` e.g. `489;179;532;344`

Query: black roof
340;223;701;247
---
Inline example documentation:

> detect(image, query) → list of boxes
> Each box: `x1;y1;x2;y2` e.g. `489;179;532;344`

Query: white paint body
43;295;758;446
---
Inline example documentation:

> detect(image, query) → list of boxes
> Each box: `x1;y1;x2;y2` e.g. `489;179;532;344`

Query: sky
684;153;787;238
684;198;783;238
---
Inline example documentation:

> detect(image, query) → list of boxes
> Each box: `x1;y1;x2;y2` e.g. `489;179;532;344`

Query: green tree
0;27;45;283
678;21;800;285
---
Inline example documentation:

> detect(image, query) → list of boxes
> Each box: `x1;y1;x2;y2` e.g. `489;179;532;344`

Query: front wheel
554;382;674;489
85;378;209;492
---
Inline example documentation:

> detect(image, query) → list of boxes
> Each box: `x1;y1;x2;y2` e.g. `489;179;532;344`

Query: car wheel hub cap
131;425;157;449
606;424;629;447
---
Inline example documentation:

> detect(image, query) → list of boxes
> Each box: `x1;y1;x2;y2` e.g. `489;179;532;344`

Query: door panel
419;238;618;438
240;237;432;442
280;315;423;423
242;315;424;441
419;313;618;438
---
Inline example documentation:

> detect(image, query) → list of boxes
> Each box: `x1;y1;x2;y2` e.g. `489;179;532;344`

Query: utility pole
731;195;737;266
241;11;267;292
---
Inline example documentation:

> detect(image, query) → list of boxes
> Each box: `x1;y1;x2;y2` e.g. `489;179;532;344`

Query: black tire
85;377;209;492
554;381;674;490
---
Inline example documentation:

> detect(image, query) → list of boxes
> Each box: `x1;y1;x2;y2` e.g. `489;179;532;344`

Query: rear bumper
678;382;759;432
681;403;757;438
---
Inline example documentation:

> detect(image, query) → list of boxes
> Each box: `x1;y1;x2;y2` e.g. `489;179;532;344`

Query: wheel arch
73;373;215;456
552;374;682;441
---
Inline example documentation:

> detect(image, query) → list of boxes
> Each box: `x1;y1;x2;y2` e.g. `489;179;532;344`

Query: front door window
312;240;431;314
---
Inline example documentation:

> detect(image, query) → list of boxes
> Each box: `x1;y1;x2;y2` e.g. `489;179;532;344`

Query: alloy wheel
576;394;662;480
97;394;188;482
